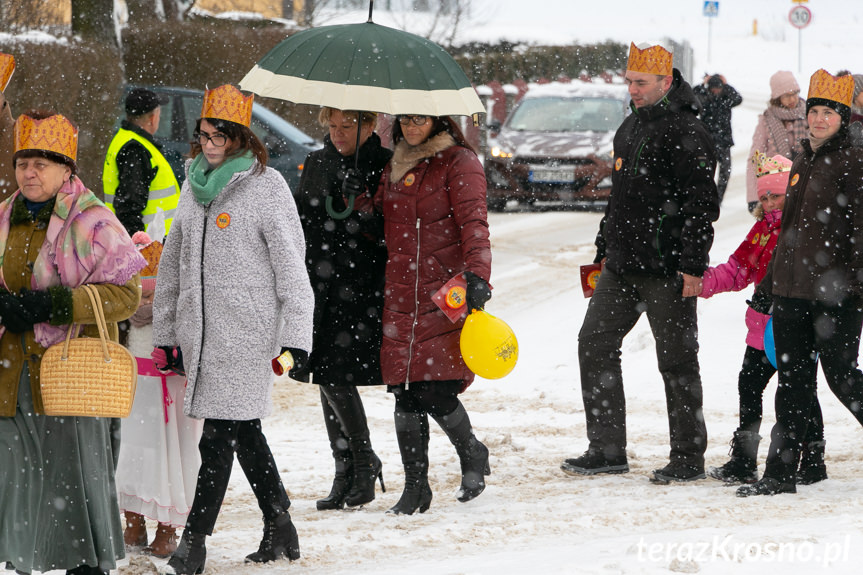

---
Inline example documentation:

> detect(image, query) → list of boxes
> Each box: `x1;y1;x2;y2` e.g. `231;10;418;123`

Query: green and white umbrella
240;2;483;218
239;11;483;119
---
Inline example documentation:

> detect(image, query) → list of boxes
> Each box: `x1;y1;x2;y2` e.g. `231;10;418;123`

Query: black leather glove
464;270;492;312
746;290;773;315
342;168;365;197
281;346;309;373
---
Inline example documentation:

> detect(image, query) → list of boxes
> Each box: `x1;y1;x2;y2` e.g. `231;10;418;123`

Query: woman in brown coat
375;114;493;515
0;110;144;575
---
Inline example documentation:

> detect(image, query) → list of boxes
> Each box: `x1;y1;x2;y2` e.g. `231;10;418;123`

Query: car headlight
490;145;513;159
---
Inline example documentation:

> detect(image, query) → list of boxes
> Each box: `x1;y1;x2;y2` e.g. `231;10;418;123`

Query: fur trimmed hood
389;132;457;182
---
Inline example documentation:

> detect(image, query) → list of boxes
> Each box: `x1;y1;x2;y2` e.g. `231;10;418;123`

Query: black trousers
185;419;291;535
392;380;462;417
736;345;823;441
764;296;863;483
578;268;707;466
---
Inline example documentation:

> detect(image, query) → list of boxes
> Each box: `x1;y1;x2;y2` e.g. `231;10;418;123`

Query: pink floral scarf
0;176;147;346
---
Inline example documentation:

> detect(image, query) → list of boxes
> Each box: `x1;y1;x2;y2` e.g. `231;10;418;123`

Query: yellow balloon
460;310;518;379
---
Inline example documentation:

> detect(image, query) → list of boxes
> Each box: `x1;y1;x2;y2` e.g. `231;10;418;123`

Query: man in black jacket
561;42;720;484
693;74;742;203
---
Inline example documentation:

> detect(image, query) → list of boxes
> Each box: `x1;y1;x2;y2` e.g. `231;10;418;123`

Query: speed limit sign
789;5;812;29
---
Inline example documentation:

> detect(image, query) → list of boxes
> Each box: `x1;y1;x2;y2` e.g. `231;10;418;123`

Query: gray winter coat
153;160;314;420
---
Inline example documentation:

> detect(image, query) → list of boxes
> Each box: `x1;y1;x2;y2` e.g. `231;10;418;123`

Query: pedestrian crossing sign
703;1;719;17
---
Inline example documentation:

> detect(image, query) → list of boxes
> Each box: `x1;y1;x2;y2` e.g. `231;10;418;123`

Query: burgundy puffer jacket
375;132;492;389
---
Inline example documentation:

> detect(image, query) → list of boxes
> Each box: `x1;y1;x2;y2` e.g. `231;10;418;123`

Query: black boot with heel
387;410;432;515
432;403;491;502
161;530;207;575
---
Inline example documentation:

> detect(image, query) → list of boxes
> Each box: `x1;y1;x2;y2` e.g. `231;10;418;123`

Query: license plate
529;168;575;183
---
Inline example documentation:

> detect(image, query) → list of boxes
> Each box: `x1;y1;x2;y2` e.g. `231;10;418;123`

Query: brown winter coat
0;219;141;417
766;131;863;304
375;132;492;388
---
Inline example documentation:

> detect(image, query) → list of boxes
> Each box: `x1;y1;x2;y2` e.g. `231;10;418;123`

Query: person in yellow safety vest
103;88;181;238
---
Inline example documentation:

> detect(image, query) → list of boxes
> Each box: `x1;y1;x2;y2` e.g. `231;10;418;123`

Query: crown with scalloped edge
626;42;673;76
0;52;14;92
14;113;78;162
751;150;792;178
807;69;853;108
201;84;253;127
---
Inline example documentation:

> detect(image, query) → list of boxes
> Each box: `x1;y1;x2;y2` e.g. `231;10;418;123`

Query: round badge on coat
790;174;799;186
216;213;231;229
614;157;622;171
405;173;416;186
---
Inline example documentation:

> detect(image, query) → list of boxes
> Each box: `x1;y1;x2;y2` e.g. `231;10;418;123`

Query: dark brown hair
392;115;475;153
190;117;268;174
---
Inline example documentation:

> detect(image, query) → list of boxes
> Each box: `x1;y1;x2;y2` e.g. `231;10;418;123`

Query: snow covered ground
103;2;863;574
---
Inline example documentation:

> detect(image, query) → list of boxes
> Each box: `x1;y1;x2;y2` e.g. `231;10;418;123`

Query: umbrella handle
325;194;356;220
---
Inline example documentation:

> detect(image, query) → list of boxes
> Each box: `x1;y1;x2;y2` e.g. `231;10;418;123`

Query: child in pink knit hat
698;152;826;485
115;231;203;558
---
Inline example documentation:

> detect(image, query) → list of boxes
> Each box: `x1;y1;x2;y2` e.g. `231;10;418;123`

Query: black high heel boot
316;387;354;510
244;511;301;563
386;410;432;515
345;441;386;507
317;453;353;510
161;530;207;575
432;403;491;502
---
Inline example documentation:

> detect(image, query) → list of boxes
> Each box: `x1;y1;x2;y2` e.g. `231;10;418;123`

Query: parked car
484;80;630;211
118;85;320;191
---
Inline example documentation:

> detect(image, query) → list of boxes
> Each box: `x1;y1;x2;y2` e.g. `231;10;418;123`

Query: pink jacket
700;209;781;350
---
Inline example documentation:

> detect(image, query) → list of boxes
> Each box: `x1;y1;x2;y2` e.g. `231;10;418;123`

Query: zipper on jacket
189;203;210;408
406;218;422;385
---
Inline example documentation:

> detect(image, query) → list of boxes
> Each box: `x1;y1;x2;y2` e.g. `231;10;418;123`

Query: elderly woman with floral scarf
0;110;145;575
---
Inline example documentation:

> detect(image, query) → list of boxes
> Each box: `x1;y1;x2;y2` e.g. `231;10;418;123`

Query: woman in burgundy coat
375;115;492;515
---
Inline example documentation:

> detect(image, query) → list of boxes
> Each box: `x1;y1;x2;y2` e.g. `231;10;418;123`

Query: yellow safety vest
103;128;180;235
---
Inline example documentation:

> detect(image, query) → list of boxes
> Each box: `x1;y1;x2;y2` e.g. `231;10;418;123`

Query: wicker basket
40;284;138;417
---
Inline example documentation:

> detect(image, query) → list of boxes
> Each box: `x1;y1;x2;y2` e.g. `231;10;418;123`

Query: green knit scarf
188;152;255;206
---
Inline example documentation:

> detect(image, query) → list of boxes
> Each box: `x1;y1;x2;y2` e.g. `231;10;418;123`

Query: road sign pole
708;18;713;64
798;28;802;73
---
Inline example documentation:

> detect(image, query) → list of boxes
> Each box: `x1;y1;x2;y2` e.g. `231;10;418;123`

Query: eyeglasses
194;131;228;147
397;115;430;126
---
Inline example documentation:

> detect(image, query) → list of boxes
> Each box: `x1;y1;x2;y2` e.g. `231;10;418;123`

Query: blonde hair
318;107;378;128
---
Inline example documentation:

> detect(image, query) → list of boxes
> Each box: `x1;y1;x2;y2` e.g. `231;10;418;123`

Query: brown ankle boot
144;523;178;558
123;512;148;549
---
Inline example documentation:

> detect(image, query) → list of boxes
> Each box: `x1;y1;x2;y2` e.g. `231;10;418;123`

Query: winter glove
746;290;773;315
18;289;54;324
282;347;308;374
152;346;185;376
0;291;31;333
464;270;492;312
342;168;365;197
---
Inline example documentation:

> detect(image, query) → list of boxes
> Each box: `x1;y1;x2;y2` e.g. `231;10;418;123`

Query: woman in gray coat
153;85;313;574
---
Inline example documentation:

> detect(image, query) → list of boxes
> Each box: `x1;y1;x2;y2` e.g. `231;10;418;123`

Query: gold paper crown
14;114;78;162
751;150;792;178
201;84;253;127
139;240;163;279
807;69;853;107
0;53;14;92
626;43;673;75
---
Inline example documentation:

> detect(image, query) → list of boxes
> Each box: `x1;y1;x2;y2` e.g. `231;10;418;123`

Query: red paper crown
626;43;673;75
201;84;253;127
14;114;78;162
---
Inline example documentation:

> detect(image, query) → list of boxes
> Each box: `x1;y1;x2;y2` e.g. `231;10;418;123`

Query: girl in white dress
116;231;203;557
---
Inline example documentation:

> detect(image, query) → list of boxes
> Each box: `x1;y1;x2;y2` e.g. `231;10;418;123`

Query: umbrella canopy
240;21;484;118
